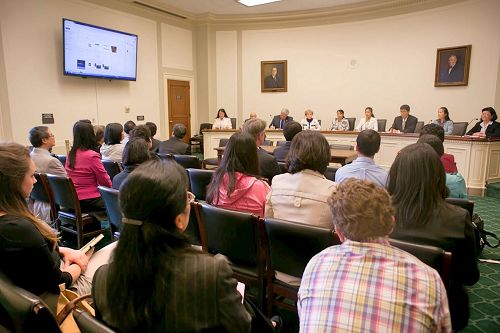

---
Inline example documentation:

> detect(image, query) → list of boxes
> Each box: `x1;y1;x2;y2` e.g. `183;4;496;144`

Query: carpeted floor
462;196;500;333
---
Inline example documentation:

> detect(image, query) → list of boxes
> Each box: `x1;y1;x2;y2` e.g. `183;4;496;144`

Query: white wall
235;0;500;128
216;31;238;121
0;0;160;147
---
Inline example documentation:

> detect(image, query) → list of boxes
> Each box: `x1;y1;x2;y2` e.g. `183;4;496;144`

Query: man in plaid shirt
298;179;451;332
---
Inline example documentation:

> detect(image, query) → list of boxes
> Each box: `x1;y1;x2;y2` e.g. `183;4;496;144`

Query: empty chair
377;119;387;132
264;218;340;315
415;121;425;133
45;174;111;248
329;144;354;150
195;202;266;308
98;186;122;240
451;122;468;136
74;309;117;333
445;197;474;219
346;117;356;131
101;160;121;181
202;139;229;168
230;117;237;129
189;123;213;154
173;155;201;169
0;273;61;333
389;239;452;284
186;168;214;201
31;172;57;225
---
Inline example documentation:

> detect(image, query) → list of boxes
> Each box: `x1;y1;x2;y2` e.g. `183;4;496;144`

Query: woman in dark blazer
388;143;479;331
466;106;500;137
92;160;251;332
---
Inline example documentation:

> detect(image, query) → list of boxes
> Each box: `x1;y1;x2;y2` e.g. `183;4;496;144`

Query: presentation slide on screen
64;20;137;80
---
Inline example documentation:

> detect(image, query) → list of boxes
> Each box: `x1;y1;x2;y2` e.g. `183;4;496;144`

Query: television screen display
63;18;138;81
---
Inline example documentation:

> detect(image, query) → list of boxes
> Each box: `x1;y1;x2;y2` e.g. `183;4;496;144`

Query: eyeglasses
187;191;195;203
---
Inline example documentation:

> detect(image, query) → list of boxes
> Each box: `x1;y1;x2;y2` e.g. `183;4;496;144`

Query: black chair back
389;239;452;283
101;161;121;181
230;118;237;129
445;198;474;219
55;154;66;167
199;122;213;134
415;121;424;133
45;174;79;210
346;118;356;131
185;202;203;247
452;122;468;136
173;155;201;169
74;309;117;333
98;186;122;237
264;218;338;278
0;273;61;333
324;166;337;181
31;173;57;224
377;119;387;132
186;168;214;201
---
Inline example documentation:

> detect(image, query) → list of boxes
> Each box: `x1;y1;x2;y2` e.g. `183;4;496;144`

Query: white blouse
213;117;233;129
356;117;378;131
301;118;321;131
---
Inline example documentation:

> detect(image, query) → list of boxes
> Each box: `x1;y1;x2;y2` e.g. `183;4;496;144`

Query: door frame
163;74;196;140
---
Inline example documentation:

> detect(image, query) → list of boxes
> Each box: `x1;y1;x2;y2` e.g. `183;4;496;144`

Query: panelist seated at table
212;108;233;129
432;106;454;135
389;104;418;133
301;109;321;131
466;107;500;138
355;107;378;131
269;108;293;129
330;109;349;131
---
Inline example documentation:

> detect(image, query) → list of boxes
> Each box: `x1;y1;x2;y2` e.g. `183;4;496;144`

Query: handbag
471;213;499;255
56;284;94;333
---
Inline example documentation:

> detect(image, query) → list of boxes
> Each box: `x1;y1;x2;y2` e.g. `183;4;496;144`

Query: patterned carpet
462;196;500;333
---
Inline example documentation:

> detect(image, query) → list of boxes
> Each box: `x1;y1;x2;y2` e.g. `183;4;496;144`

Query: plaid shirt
298;238;451;333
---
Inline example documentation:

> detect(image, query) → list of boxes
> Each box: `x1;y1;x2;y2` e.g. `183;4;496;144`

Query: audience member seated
65;121;112;212
92;160;251;332
100;123;124;163
112;138;152;190
265;131;336;228
122;120;136;145
388;143;479;331
298;179;451;332
420;123;457;173
330;109;349;131
355;106;378;131
466;106;500;138
418;135;468;199
94;124;105;151
212;108;232;129
145;121;160;153
206;132;270;217
432;106;454;135
269;108;293;129
273;121;302;162
0;143;115;312
389;104;417;133
29;126;67;223
158;123;190;155
335;129;387;187
301;109;321;131
242;118;280;182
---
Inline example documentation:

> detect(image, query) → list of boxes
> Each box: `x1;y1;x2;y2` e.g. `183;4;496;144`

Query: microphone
467;118;478;126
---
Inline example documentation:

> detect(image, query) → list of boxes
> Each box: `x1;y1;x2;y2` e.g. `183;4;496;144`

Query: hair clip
122;217;143;226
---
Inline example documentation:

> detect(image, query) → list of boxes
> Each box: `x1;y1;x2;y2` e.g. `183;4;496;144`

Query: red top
441;153;458;173
65;149;112;200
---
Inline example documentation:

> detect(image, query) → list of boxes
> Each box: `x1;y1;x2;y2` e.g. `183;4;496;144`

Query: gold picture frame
434;45;471;87
261;60;287;92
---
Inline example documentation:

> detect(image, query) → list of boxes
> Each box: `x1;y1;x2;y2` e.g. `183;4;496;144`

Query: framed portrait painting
261;60;287;92
434;45;471;87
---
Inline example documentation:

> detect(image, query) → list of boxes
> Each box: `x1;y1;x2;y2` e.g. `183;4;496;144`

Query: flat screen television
63;18;138;81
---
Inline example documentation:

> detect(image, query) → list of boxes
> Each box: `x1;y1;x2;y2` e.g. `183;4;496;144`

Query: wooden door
167;79;191;143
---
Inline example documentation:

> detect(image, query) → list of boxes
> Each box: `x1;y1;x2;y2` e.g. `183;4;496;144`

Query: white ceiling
136;0;375;16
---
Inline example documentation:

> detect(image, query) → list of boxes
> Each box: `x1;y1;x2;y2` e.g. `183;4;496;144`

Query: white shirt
356;117;378;131
213;117;233;129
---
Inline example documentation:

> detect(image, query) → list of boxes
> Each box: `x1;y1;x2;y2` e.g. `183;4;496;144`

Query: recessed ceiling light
238;0;281;7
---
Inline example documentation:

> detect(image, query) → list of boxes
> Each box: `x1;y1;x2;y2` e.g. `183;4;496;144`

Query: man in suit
273;121;302;162
269;108;294;129
264;66;283;88
389;104;418;133
243;112;258;125
440;54;464;83
29;126;67;223
158;124;190;155
145;122;160;153
242;118;280;182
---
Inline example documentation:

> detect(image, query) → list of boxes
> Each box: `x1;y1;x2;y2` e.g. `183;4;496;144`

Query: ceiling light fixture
238;0;281;7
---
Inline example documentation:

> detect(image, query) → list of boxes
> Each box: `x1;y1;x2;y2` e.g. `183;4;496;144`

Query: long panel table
203;129;500;196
